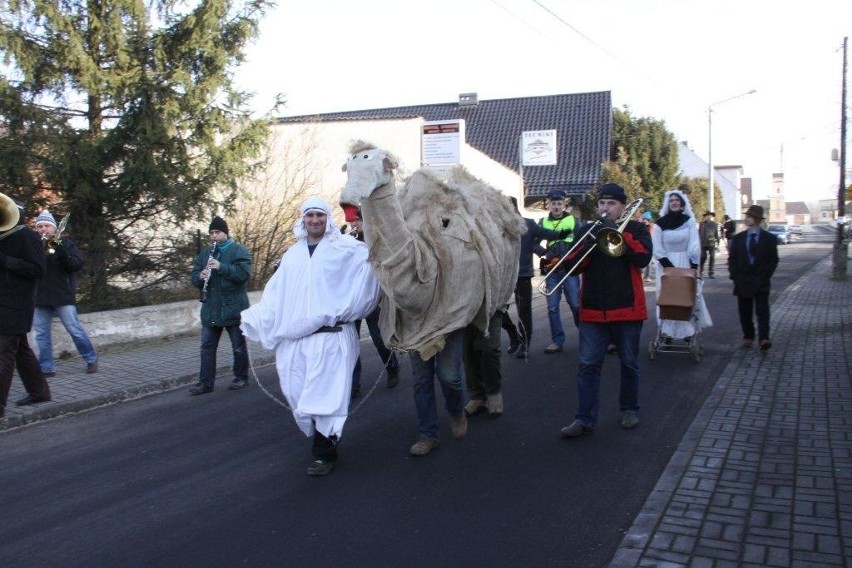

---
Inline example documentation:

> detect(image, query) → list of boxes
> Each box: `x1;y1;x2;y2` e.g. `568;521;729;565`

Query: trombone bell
597;227;626;257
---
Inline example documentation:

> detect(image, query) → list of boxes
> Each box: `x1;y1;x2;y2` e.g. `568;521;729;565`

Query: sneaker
560;420;592;438
486;393;503;417
450;412;468;439
741;338;754;348
544;343;563;354
86;361;98;374
620;410;640;429
759;339;772;351
306;460;335;476
188;383;214;395
386;367;400;389
464;399;486;416
409;437;440;457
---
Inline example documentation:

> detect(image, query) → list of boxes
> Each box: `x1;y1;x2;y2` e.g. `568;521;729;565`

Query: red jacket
567;219;652;323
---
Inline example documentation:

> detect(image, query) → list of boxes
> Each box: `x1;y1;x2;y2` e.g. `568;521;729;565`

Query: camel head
339;141;398;223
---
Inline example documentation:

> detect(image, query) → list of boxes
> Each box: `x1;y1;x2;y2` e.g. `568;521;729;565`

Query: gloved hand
658;257;674;268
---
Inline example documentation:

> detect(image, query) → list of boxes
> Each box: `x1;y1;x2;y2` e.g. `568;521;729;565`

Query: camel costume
240;197;380;439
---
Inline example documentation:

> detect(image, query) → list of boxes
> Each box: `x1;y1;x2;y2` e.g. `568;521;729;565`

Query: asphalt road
0;226;835;568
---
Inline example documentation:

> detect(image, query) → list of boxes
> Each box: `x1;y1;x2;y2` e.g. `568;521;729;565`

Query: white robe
651;221;713;338
240;235;380;439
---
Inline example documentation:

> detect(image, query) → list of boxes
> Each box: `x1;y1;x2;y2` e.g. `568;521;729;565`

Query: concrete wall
36;291;263;357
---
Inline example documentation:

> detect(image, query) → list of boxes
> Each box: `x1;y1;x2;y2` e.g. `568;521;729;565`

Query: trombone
44;214;70;254
539;198;643;296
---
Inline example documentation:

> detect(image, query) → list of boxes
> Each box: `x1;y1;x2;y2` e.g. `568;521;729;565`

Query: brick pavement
611;255;852;567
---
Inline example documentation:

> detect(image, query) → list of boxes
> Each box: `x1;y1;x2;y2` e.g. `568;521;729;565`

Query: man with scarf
189;216;252;395
240;197;380;476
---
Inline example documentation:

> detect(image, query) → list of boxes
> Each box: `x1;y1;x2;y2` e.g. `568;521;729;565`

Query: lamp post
707;89;757;214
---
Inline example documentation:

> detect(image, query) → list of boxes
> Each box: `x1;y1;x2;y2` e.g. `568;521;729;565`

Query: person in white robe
240;196;380;476
651;190;713;341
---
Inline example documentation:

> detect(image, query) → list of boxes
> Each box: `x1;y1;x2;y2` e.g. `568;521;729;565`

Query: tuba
539;198;644;296
0;192;20;232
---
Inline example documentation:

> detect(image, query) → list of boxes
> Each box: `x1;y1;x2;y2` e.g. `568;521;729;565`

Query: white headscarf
658;189;695;220
293;196;340;241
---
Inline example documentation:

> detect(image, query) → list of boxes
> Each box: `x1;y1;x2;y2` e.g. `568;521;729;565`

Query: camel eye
362;154;370;159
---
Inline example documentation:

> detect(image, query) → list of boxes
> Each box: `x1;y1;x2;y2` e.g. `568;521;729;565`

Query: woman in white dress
651;190;712;341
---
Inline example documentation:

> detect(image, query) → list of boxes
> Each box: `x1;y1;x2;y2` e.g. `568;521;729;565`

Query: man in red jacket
559;184;652;438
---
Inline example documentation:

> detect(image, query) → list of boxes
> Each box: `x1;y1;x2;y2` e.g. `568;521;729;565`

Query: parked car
789;224;803;236
766;224;791;244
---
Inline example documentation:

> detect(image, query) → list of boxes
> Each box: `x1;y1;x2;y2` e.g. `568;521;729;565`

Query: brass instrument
0;193;24;243
199;242;217;303
44;213;70;254
539;198;644;296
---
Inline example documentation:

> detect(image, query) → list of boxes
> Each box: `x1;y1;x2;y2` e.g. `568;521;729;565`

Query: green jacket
191;238;252;327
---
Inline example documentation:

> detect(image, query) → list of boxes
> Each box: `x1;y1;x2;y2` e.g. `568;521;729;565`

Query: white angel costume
240;197;380;439
651;190;713;339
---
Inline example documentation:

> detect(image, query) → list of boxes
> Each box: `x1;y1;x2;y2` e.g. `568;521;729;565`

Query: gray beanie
36;210;58;228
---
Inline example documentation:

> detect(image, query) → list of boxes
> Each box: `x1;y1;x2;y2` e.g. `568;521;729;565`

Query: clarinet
199;242;217;303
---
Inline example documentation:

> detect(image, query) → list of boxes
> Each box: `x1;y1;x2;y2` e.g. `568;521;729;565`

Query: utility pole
832;36;848;280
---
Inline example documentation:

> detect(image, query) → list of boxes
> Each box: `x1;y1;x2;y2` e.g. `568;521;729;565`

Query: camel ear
341;163;348;173
383;157;396;173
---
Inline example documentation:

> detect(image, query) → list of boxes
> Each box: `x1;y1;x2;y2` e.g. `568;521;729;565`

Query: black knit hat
597;183;627;204
209;216;229;235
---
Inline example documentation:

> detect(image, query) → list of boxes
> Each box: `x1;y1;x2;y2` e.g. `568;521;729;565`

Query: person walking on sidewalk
0;194;51;418
535;189;580;354
240;197;380;476
559;183;652;438
189;216;252;395
728;205;778;351
33;210;99;376
699;211;719;278
721;214;736;253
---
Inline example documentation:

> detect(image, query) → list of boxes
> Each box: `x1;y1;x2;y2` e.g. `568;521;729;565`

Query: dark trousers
514;276;533;347
0;334;51;410
501;311;519;346
312;425;338;462
462;312;503;401
352;309;399;391
737;292;770;341
199;324;248;387
700;246;716;276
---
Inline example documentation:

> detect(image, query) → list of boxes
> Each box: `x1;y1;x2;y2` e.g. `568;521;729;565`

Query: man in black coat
0;194;52;418
728;205;779;351
34;210;99;375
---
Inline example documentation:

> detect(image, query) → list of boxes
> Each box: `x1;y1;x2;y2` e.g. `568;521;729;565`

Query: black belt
314;325;343;334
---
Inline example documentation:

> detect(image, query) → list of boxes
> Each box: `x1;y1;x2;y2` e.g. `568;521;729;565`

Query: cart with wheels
648;267;704;362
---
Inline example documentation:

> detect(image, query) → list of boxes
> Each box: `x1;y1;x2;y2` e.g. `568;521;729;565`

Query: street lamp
707;89;757;214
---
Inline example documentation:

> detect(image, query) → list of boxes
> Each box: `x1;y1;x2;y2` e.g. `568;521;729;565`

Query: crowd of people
0;186;780;477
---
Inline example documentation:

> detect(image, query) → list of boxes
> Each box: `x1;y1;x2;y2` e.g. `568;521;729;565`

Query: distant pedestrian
240;197;380;476
0;194;51;419
698;211;719;278
33;210;99;376
728;205;778;351
559;184;652;438
722;214;736;253
189;216;252;395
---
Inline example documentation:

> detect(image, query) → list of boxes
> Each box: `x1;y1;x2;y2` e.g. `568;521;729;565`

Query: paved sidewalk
612;254;852;567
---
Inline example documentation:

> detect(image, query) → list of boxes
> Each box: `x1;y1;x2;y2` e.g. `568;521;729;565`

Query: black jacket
35;237;84;307
728;229;778;297
0;224;46;334
519;218;561;278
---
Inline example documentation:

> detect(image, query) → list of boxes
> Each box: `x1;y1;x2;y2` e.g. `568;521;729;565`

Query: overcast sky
235;0;851;204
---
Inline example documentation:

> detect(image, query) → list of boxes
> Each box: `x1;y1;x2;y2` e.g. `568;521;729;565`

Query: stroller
648;267;704;362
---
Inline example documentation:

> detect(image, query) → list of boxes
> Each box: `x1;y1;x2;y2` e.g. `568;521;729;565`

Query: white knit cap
36;209;57;228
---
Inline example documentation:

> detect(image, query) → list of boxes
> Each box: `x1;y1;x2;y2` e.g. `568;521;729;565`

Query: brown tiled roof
276;91;612;201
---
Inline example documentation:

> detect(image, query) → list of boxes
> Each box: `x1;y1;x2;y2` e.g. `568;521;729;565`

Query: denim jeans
34;305;98;373
546;272;580;346
409;328;464;440
199;324;248;387
575;321;642;427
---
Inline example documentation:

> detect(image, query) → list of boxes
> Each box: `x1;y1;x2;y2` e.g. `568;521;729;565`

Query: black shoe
307;460;335;476
386;367;400;389
228;379;248;390
15;394;51;407
188;383;214;395
43;371;56;378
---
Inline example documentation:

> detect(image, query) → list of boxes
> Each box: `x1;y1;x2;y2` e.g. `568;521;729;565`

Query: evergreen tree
0;0;272;309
